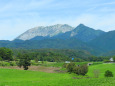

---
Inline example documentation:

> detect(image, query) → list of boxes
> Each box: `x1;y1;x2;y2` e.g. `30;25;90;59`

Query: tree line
0;47;114;70
0;47;112;62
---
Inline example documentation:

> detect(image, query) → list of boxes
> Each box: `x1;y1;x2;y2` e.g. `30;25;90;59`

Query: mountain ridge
15;24;105;42
51;24;105;42
15;24;74;40
1;24;115;56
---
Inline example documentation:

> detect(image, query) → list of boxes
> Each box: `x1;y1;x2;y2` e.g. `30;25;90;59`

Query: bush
73;66;79;74
62;63;68;68
0;61;11;66
66;63;88;75
9;61;17;66
80;64;88;75
73;64;88;75
103;59;110;63
31;60;39;66
67;62;75;73
104;70;113;77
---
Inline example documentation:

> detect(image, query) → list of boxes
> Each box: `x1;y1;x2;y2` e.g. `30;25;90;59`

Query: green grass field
0;63;115;86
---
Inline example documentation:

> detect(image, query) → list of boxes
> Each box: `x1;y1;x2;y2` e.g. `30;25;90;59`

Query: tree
18;54;31;70
73;64;88;75
80;64;88;75
0;47;13;61
67;62;76;73
104;70;113;77
73;66;79;74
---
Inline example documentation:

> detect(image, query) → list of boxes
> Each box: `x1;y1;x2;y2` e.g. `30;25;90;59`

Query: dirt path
29;66;60;73
0;66;60;73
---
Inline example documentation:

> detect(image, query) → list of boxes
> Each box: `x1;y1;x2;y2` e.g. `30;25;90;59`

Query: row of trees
0;47;113;62
17;52;70;62
12;48;110;62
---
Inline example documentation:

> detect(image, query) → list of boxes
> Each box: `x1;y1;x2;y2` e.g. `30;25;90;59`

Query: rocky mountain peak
15;24;74;40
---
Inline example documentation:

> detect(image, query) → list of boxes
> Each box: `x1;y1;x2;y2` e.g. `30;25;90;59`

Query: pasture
0;63;115;86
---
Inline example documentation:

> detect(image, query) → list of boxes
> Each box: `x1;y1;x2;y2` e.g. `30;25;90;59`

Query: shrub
62;63;68;68
73;64;88;75
103;59;110;63
67;62;75;73
31;60;39;66
9;61;16;66
80;64;88;75
104;70;113;77
0;61;11;66
73;66;79;74
66;63;88;75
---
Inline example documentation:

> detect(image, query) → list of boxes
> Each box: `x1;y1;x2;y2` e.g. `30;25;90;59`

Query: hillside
13;38;91;50
89;30;115;52
53;24;105;42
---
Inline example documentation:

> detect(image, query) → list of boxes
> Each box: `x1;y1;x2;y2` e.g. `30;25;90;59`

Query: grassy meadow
0;62;115;86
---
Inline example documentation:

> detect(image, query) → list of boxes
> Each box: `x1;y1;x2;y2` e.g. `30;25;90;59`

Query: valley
0;24;115;86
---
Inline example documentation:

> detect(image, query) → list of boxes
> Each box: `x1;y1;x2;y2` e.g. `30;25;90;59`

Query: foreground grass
0;63;115;86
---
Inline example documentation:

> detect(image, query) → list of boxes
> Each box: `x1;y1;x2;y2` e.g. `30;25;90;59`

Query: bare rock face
15;24;74;40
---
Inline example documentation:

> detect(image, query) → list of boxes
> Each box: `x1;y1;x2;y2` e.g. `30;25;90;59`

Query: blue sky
0;0;115;40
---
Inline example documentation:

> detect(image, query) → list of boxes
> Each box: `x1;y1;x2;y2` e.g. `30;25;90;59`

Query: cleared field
0;63;115;86
0;66;60;73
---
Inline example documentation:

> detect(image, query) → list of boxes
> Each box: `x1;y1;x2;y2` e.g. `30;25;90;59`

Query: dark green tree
73;64;88;75
67;62;76;73
18;54;31;70
0;47;13;61
79;64;88;75
104;70;113;77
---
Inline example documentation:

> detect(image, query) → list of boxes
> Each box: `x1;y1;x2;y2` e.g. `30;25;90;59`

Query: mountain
15;24;105;42
6;24;106;55
53;24;105;42
3;24;115;56
70;24;105;42
89;30;115;52
15;24;74;40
